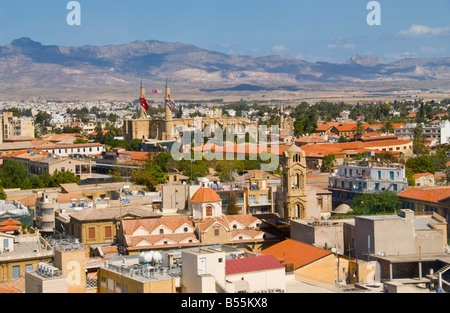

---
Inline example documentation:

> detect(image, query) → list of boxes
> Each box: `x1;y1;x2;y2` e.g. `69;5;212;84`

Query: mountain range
1;37;450;101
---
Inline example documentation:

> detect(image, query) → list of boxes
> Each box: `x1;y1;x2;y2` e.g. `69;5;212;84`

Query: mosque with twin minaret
123;82;258;142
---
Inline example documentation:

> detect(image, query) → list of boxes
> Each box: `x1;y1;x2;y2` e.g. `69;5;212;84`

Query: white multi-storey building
328;160;408;206
395;121;450;145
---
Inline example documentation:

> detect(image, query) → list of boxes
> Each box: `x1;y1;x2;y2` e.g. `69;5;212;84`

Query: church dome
190;187;222;203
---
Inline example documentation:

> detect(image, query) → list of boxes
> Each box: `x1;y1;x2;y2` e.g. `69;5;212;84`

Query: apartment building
1;112;35;142
395;121;450;145
3;151;92;179
328;160;408;206
246;175;273;214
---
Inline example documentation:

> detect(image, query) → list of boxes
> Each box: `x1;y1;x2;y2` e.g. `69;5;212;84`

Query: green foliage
0;162;80;190
0;186;6;200
73;137;87;144
405;168;416;186
406;156;436;174
320;154;336;172
0;162;32;189
226;192;240;215
131;164;168;191
350;191;401;215
179;160;210;182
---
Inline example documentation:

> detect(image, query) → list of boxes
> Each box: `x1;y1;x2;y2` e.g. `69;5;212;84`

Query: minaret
139;79;147;119
165;80;173;121
164;80;174;140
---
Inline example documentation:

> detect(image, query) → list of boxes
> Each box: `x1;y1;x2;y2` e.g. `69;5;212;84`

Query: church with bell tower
276;144;308;220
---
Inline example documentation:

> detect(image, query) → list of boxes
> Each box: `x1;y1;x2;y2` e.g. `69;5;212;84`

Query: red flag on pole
139;97;149;111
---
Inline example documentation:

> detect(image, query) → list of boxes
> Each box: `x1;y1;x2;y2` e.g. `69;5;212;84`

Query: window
12;266;20;279
214;228;220;236
88;227;96;240
105;226;112;239
206;206;213;217
115;281;121;293
100;276;107;288
160;228;164;234
108;279;114;291
260;194;268;203
390;171;394;180
183;227;188;233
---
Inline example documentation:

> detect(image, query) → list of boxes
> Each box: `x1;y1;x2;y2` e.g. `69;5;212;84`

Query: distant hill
1;37;450;100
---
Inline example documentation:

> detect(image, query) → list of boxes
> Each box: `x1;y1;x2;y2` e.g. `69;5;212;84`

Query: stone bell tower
281;144;308;220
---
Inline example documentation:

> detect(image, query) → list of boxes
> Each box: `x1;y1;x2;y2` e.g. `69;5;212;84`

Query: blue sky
0;0;449;63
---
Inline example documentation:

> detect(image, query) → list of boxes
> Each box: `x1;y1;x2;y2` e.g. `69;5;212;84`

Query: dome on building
333;203;352;214
190;187;222;203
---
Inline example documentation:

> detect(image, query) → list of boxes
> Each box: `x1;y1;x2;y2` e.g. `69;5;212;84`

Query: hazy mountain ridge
1;37;450;100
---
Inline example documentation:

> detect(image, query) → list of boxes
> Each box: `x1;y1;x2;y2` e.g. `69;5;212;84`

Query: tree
380;121;394;134
220;169;240;189
226;192;240;215
320;154;337;172
180;160;210;182
406;156;436;174
131;165;168;191
0;162;31;189
0;186;6;200
355;120;365;136
350;191;401;215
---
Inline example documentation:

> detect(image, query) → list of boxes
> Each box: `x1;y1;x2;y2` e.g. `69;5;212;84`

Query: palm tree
221;169;240;190
355;120;365;136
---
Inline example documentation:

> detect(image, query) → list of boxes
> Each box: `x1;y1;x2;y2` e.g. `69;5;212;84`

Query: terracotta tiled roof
0;285;22;293
260;239;332;269
0;226;21;232
122;216;193;235
226;254;284;275
120;151;149;161
299;139;412;158
231;229;264;240
316;122;340;132
0;150;29;159
57;193;86;203
127;233;198;248
398;187;450;203
413;173;433;180
190;187;222;203
0;218;21;226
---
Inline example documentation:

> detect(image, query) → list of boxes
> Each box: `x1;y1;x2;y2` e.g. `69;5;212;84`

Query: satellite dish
144;252;153;263
153;252;162;263
331;248;337;253
138;252;146;263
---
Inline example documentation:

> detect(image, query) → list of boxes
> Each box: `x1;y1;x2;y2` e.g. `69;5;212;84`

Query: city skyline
0;1;449;63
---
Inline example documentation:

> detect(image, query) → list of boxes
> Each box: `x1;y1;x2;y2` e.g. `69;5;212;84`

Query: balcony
249;200;272;207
